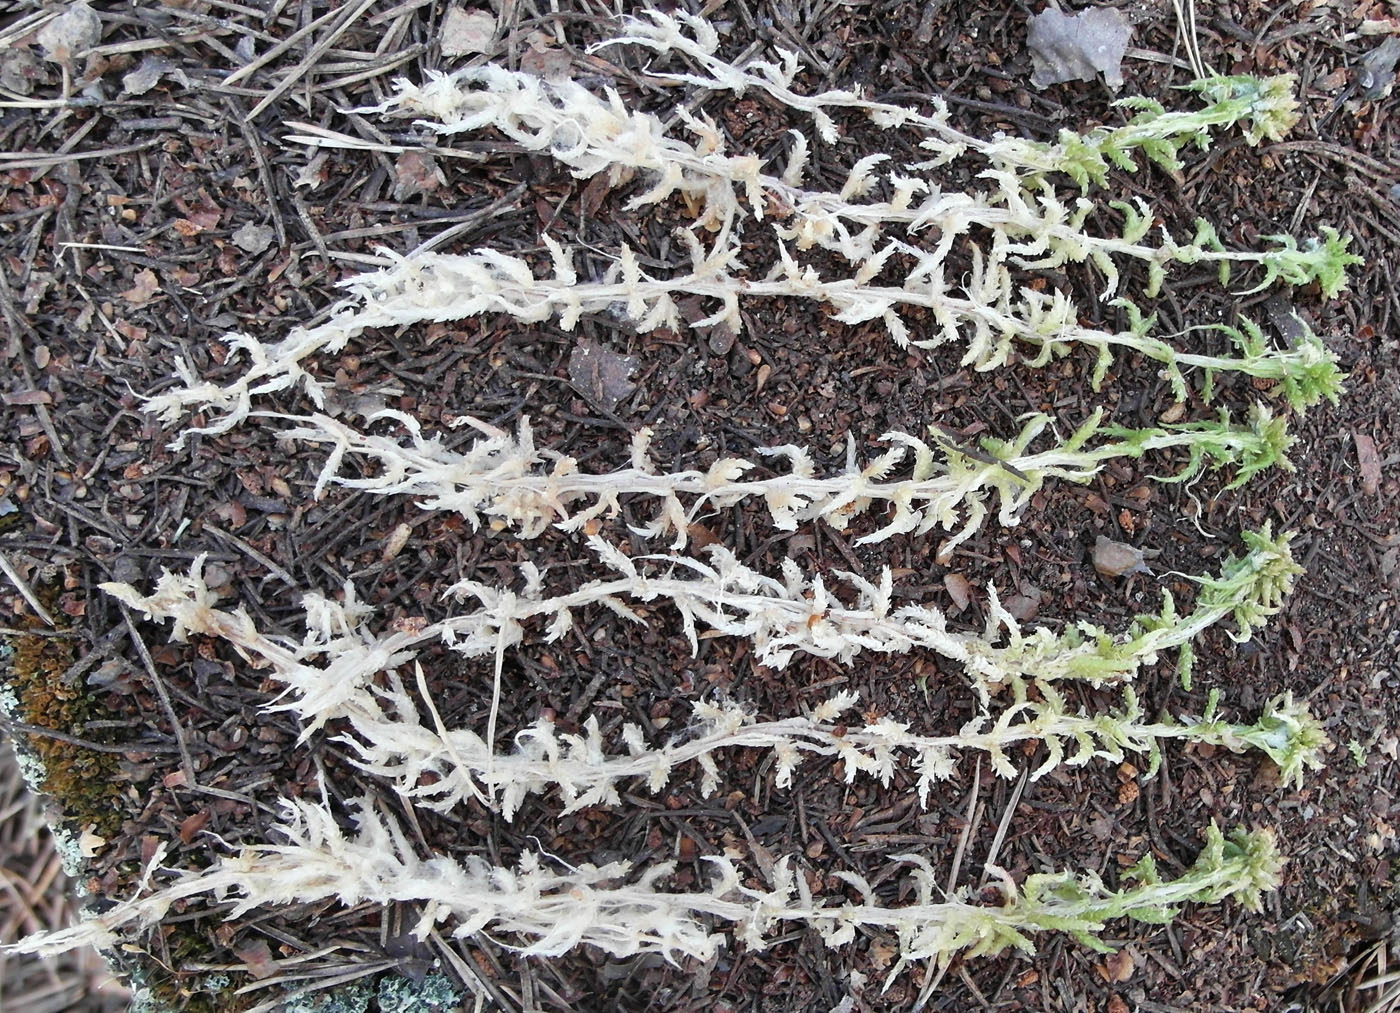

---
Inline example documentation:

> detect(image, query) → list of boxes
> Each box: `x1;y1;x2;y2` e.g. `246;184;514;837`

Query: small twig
26;401;72;470
0;552;55;628
314;46;426;93
237;960;399;1013
201;522;298;586
121;608;198;787
222;2;345;87
289;191;332;264
979;767;1029;887
365;0;434;27
56;623;130;688
0;715;186;756
946;756;981;898
956;965;993;1008
427;928;509;1012
243;0;379;122
406;183;529;258
232;111;288;250
0;140;159;170
0;10;56;50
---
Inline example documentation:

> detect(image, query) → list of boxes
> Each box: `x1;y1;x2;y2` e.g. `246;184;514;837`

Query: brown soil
1;1;1397;1011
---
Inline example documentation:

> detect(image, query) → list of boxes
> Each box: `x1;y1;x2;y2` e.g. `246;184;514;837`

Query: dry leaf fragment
1381;547;1399;592
1318;65;1351;91
37;2;102;69
1002;587;1040;623
943;572;971;612
178;810;211;845
1359;37;1400;100
678;296;735;354
686;523;720;550
440;7;497;57
121;269;160;307
0;48;46;95
233;939;278;979
568;337;639;410
866;935;899;971
182;203;223;231
521;36;571;79
1092;535;1153;577
232;221;275;255
121;55;183;96
293;152;330;191
1354;432;1381;496
1027;7;1132;89
581;172;613;219
2;390;53;406
1104;948;1135;983
77;826;105;858
393;150;446;200
1157;402;1186;424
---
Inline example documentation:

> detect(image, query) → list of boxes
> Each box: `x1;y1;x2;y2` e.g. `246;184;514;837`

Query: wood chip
1093;535;1152;577
439;7;496;57
1354;431;1381;496
382;521;413;561
568;337;638;410
2;390;52;406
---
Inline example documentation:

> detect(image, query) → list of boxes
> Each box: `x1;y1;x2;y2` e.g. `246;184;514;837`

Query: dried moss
141;933;257;1013
2;580;125;838
121;959;257;1013
4;586;329;1013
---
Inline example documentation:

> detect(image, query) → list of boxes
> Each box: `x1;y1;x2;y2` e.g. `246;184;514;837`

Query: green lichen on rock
377;970;464;1012
281;980;374;1013
116;960;256;1013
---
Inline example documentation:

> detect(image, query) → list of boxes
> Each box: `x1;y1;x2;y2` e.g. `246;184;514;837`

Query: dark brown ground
1;1;1398;1011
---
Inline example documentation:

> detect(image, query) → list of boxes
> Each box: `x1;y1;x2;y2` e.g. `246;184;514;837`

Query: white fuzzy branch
274;402;1292;552
7;796;1285;987
345;678;1323;821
